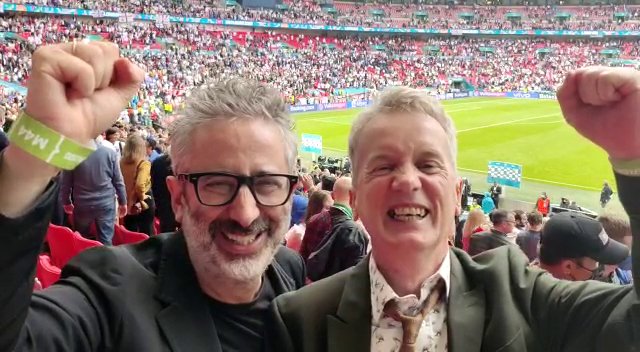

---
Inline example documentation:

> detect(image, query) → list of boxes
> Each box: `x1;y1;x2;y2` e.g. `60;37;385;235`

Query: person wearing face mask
538;212;629;281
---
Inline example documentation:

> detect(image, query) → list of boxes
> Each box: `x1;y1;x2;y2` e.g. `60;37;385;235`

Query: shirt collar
369;250;451;325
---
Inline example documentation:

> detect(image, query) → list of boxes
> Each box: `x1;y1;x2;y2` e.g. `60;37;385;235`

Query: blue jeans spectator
73;203;116;245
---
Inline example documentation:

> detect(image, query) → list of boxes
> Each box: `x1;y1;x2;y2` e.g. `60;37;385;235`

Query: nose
391;165;422;193
226;185;261;228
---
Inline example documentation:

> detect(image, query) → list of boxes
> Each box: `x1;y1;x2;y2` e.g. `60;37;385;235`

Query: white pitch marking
456;112;562;133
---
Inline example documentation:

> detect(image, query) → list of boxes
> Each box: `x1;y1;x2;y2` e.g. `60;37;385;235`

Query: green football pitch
293;97;613;192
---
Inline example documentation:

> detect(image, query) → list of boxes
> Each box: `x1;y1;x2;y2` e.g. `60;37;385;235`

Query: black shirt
208;275;276;352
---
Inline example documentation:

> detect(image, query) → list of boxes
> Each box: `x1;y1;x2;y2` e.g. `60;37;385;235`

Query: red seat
46;224;103;267
113;225;149;246
36;254;62;289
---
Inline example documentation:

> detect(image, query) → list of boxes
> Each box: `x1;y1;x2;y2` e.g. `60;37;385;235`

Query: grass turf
293;97;613;192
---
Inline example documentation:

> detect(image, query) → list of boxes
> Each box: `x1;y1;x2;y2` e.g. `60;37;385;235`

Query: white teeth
223;232;260;245
392;207;427;217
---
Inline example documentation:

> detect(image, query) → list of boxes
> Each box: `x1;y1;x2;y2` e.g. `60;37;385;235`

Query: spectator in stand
516;211;544;262
101;127;122;156
538;213;629;282
305;177;369;281
121;134;156;236
595;214;633;285
151;153;178;233
481;191;495;214
468;209;517;256
513;209;527;232
461;208;488;253
60;143;128;245
284;190;332;252
146;137;161;163
300;176;356;262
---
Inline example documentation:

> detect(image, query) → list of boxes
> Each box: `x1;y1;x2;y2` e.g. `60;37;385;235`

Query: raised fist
25;40;144;145
557;67;640;160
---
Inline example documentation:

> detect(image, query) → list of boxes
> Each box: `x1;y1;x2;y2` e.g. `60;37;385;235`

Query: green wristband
7;111;95;170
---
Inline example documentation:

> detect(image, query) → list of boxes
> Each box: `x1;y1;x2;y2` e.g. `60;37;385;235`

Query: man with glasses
538;212;629;281
0;43;304;352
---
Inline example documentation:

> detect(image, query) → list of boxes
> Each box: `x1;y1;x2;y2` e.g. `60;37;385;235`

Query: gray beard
181;204;288;282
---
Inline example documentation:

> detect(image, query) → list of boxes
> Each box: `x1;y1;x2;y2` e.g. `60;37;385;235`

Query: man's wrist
3;145;59;182
610;157;640;177
0;146;59;217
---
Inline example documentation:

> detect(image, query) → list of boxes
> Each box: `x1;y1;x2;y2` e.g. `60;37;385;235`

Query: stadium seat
46;224;103;267
113;225;149;246
36;254;62;289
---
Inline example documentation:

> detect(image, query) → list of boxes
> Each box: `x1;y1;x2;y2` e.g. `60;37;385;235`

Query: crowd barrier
2;3;640;38
287;90;557;113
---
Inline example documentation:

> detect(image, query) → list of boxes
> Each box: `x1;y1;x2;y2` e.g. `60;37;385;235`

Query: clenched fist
557;67;640;160
25;41;144;145
0;41;145;217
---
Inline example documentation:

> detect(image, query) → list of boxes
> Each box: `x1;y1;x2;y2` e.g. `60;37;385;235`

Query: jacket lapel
155;232;222;352
327;256;372;352
448;249;485;352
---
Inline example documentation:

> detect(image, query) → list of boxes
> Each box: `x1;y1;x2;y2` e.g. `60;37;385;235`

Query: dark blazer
151;153;178;232
0;183;306;352
468;228;514;256
269;172;640;352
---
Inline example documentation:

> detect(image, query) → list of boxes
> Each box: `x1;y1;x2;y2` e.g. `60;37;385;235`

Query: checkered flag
487;161;522;189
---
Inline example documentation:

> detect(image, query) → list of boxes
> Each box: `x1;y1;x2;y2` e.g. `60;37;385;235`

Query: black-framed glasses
178;172;299;207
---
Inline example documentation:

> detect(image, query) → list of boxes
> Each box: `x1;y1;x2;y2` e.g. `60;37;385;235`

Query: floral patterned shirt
369;252;451;352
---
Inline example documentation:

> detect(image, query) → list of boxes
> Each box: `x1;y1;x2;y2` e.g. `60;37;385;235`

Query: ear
349;189;359;220
166;176;185;224
561;259;574;276
454;178;463;216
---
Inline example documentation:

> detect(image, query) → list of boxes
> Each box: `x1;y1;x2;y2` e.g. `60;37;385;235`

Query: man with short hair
595;214;633;284
146;136;161;162
60;143;128;245
538;212;629;282
304;177;369;281
270;67;640;351
489;181;502;209
102;127;124;156
468;209;516;256
0;42;304;351
516;211;544;262
300;177;366;264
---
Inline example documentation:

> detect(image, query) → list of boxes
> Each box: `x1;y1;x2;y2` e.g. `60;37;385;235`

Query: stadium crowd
4;0;640;30
2;14;640;123
0;1;639;350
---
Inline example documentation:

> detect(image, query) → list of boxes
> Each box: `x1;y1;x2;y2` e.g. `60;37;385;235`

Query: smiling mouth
387;207;428;221
222;231;265;245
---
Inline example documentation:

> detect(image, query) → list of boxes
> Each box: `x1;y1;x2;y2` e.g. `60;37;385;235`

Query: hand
0;41;144;217
300;173;314;190
25;41;144;147
63;204;74;215
557;67;640;160
118;204;128;218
